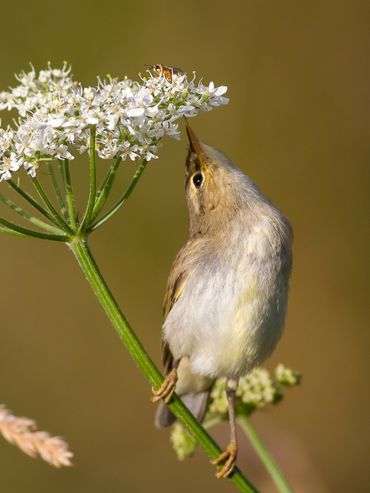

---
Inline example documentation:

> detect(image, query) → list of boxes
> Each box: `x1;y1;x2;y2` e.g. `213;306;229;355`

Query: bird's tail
154;391;210;429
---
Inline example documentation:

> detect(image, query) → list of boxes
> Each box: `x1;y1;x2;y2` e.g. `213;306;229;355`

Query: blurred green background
0;1;368;492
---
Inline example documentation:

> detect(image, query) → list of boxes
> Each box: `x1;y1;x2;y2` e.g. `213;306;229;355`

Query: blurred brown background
0;1;369;492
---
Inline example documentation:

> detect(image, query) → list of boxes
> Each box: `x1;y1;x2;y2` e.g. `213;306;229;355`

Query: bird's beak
186;125;207;166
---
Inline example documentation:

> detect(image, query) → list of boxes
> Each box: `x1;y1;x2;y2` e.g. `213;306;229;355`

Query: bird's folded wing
161;243;191;372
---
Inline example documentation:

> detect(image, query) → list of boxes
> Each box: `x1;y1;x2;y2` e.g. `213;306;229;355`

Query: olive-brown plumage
152;126;293;478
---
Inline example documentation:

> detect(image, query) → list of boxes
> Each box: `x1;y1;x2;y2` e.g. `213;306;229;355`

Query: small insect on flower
147;64;185;81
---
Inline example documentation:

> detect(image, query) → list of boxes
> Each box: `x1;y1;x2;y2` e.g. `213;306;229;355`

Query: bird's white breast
163;216;290;380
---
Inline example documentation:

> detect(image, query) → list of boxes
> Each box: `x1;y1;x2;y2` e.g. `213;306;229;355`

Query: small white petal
126;107;145;117
85;117;99;125
214;85;228;96
48;117;64;128
146;106;159;117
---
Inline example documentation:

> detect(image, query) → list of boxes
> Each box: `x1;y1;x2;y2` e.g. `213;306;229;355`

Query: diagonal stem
0;192;62;234
48;162;67;220
238;416;293;493
32;177;73;234
69;238;259;493
58;159;67;193
90;155;122;221
0;216;67;241
88;158;148;232
0;227;33;238
79;126;97;232
8;179;57;224
61;159;78;231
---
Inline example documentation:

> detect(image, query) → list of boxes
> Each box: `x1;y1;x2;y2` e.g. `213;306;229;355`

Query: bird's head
184;125;293;250
185;125;254;237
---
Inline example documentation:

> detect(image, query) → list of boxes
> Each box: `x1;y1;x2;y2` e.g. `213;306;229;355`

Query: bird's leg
151;364;178;404
211;378;239;479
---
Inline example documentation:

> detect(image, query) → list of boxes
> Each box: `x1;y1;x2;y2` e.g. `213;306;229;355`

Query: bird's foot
151;368;178;404
211;440;238;479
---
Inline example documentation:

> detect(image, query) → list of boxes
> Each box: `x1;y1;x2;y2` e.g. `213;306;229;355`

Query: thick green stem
238;416;293;493
88;158;148;232
68;238;258;493
79;126;97;232
90;156;122;221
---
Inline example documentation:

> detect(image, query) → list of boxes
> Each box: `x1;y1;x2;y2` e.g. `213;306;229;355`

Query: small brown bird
152;126;293;478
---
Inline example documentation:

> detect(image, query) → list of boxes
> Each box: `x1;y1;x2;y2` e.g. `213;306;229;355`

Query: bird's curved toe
211;440;238;479
151;368;178;404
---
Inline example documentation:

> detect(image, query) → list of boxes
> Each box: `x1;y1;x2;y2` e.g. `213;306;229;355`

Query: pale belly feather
163;223;290;380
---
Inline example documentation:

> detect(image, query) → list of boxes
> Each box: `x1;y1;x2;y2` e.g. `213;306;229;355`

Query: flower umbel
170;365;301;461
0;64;228;240
0;63;228;180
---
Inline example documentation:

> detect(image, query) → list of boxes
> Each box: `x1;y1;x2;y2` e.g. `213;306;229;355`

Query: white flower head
0;64;229;179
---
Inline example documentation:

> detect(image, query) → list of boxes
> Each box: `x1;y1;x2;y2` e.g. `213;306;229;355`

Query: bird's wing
161;243;192;372
162;269;187;371
163;268;187;320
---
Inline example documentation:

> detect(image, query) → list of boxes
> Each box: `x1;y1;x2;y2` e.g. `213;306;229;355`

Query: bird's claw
151;368;178;404
211;440;238;479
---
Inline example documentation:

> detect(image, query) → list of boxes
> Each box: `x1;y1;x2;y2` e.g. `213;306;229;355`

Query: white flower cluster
0;63;228;181
170;423;197;461
274;363;301;386
208;365;300;417
208;369;277;416
170;365;300;461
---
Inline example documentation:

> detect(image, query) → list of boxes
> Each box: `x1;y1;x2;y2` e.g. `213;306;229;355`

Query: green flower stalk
171;366;300;493
0;65;299;493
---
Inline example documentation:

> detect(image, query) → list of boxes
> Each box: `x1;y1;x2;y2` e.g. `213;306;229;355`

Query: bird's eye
192;173;204;189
